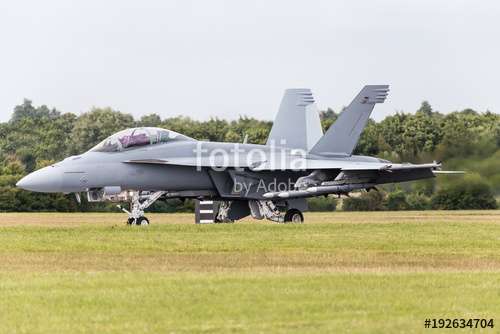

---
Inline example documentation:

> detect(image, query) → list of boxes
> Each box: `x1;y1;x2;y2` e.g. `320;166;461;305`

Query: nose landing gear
118;191;165;226
248;200;305;223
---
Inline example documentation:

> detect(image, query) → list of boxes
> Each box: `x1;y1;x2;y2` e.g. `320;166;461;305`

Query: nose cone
16;166;63;193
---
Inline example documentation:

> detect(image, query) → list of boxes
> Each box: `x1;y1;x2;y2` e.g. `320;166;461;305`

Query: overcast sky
0;0;498;122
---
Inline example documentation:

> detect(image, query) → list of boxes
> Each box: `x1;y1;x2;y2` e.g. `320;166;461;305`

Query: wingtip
432;170;466;174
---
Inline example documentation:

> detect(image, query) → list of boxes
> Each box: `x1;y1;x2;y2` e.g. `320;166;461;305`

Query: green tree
400;110;443;159
162;116;204;139
319;108;338;132
385;190;410;211
138;114;162;127
10;99;60;123
416;101;433;116
70;108;135;153
308;196;337;211
342;191;385;211
431;175;497;210
1;97;499;212
355;120;385;156
406;193;430;210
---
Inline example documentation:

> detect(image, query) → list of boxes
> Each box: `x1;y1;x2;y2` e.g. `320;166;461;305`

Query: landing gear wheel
284;209;304;223
136;216;149;226
127;216;149;226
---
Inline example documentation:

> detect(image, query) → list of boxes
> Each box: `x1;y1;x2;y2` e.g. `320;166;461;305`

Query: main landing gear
118;191;166;226
248;200;305;223
284;209;304;223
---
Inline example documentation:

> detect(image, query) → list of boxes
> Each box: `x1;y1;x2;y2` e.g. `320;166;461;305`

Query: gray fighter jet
16;85;452;225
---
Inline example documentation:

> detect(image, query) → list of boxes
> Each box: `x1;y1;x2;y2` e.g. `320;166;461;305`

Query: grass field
0;211;499;333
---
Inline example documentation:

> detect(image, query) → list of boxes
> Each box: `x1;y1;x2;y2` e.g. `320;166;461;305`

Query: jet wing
249;158;388;171
261;162;444;199
250;158;442;171
125;157;442;172
124;157;384;170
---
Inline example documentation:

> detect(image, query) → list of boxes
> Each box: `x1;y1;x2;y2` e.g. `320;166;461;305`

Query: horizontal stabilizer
309;85;389;156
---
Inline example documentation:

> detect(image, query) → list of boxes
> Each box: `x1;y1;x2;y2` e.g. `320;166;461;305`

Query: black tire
127;217;135;225
136;217;149;226
284;209;304;223
214;218;235;224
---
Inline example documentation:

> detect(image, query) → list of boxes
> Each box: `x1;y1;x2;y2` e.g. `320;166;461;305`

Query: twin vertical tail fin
309;85;389;157
266;89;323;152
267;85;389;156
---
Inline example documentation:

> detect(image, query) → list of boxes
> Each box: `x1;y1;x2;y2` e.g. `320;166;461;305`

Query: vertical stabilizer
309;85;389;156
266;89;323;151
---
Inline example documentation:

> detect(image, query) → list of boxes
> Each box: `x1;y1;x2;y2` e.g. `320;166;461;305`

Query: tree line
0;99;498;212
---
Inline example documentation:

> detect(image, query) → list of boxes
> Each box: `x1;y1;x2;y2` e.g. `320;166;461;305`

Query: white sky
0;0;498;122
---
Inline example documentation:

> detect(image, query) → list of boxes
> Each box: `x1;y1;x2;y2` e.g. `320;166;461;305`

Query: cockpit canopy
90;127;194;152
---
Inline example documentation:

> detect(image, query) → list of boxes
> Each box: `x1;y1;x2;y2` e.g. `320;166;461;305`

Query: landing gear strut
214;201;235;223
118;191;166;226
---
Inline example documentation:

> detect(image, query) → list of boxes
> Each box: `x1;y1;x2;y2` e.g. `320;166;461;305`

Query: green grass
0;211;499;333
